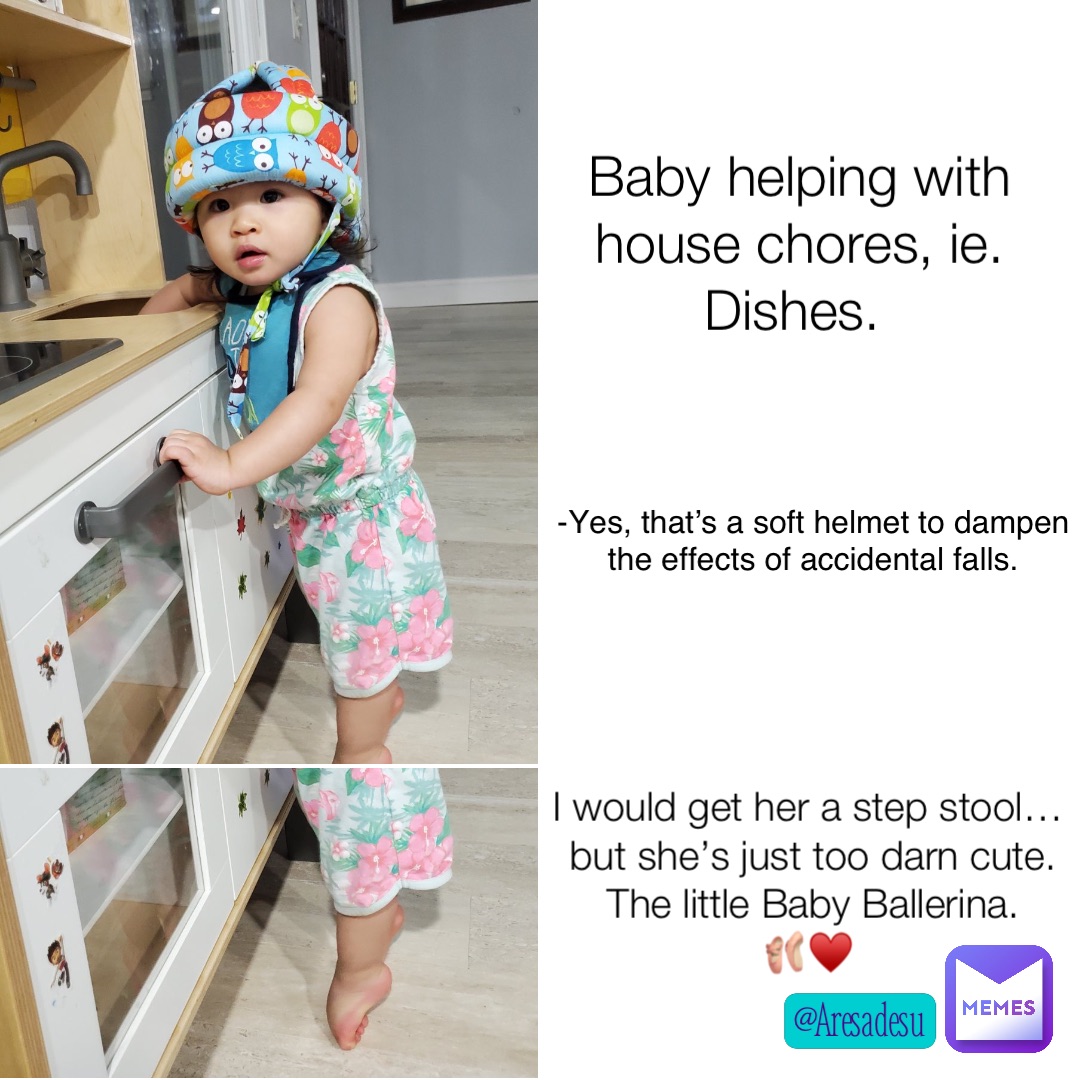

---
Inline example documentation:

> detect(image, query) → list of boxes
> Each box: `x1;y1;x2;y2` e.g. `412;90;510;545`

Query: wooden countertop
0;289;221;452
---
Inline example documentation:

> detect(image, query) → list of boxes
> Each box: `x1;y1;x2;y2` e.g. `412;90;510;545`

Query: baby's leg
327;899;405;1050
333;681;404;763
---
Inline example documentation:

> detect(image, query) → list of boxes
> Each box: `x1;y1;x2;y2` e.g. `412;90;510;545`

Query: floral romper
295;767;453;915
220;262;453;697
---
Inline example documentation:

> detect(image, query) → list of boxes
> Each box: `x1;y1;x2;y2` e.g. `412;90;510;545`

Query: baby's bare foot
785;932;804;972
327;963;392;1050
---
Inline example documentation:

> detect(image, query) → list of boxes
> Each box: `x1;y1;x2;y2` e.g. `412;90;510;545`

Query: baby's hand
158;429;235;496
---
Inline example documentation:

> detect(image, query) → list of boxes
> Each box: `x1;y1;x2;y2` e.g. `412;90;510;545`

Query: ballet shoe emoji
785;932;803;972
766;936;783;974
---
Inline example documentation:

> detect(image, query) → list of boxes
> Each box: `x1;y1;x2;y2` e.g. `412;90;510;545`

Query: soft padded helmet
163;60;362;244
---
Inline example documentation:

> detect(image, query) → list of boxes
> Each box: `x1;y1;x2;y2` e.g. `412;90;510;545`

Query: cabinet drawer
0;333;220;537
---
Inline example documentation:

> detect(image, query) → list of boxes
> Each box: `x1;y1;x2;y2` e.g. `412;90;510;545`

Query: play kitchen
0;765;295;1077
0;2;293;765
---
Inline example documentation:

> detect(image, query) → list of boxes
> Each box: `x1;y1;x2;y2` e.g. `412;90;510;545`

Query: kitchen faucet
0;141;93;312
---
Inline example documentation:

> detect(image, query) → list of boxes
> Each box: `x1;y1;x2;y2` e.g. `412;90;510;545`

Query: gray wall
356;1;537;284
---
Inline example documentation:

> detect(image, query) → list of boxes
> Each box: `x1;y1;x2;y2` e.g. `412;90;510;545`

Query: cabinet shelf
0;0;130;64
69;553;185;716
68;771;184;934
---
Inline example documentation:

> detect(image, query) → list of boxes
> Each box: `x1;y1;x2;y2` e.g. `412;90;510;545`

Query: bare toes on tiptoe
327;964;392;1050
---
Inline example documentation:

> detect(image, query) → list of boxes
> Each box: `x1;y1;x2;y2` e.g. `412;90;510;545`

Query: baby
143;62;453;763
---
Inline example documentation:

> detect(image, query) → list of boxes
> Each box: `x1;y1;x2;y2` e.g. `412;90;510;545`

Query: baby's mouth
236;246;267;270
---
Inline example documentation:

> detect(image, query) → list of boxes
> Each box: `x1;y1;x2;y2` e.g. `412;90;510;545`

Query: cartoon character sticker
47;937;70;988
47;719;69;764
36;858;64;900
36;640;63;682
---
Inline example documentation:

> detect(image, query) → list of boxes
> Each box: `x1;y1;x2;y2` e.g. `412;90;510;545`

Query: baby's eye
260;189;284;203
206;197;229;213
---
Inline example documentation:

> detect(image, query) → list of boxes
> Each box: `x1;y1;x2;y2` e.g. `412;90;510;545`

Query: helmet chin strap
245;204;342;346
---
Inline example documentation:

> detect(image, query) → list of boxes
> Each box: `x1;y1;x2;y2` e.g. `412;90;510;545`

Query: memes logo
945;945;1053;1053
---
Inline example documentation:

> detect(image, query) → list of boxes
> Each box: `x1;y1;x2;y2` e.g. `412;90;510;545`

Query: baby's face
196;182;326;287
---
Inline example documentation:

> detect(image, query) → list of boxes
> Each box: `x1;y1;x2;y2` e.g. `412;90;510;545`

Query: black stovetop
0;338;123;407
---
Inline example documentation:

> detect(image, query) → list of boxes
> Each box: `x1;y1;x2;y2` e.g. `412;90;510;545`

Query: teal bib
217;249;342;430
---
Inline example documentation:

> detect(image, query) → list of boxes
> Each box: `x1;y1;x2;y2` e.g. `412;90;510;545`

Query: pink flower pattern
296;769;452;915
329;419;366;487
350;518;385;569
398;490;436;542
351;768;386;788
255;266;451;700
288;510;307;552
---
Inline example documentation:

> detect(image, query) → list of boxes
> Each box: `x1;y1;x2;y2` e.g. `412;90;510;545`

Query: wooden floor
214;303;537;765
169;768;538;1078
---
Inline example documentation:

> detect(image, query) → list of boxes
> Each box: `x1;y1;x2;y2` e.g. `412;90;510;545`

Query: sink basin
39;297;150;320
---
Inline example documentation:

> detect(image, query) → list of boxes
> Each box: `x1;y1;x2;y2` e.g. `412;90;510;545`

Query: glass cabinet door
62;488;198;763
0;388;214;765
62;768;201;1064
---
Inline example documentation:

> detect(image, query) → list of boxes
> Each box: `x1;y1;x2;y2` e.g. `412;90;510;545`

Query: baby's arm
140;273;222;314
159;286;377;494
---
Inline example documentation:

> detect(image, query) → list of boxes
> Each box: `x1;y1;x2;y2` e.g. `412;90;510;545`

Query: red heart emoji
810;932;852;972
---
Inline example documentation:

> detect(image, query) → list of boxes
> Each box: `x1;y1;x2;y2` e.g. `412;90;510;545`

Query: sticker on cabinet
238;791;248;816
47;719;69;764
62;768;127;851
36;858;64;899
256;495;267;523
36;639;63;682
237;509;246;537
47;936;71;988
263;551;270;568
60;538;127;632
238;573;248;598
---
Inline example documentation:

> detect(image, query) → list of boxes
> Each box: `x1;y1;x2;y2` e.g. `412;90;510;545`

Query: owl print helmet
163;60;362;245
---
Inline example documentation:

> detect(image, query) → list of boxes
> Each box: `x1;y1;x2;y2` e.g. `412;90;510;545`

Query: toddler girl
142;62;453;763
296;767;452;1049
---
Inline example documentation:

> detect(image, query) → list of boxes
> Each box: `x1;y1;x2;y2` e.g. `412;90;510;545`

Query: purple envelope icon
945;945;1053;1053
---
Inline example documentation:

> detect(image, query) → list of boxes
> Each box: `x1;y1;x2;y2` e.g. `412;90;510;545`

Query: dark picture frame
393;0;529;23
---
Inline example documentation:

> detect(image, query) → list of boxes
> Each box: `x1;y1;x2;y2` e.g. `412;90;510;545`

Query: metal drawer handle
74;439;183;543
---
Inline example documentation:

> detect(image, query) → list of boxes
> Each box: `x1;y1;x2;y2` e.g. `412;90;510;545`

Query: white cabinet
0;766;293;1078
0;383;231;765
0;337;293;764
216;766;296;896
